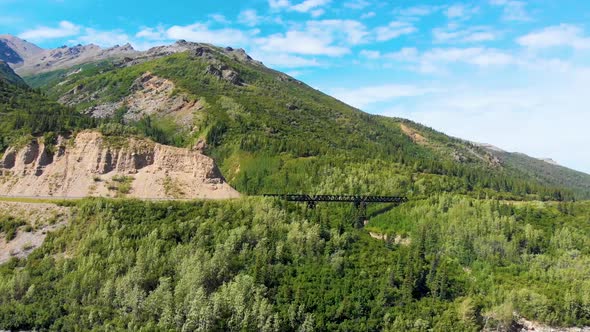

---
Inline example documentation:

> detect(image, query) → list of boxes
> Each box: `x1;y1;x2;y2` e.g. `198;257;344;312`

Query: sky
1;0;590;173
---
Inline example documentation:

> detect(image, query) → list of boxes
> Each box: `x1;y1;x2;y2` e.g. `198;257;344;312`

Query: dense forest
1;197;590;331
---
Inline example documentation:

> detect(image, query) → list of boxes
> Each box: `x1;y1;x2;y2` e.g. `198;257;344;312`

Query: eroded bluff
0;131;239;199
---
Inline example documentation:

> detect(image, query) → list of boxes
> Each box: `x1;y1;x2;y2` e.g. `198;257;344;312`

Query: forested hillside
1;197;590;331
24;45;590;199
0;65;95;152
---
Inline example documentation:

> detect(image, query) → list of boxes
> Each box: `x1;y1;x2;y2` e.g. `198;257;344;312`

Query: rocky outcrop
0;131;240;200
2;35;264;77
205;64;242;85
65;72;203;126
9;41;137;76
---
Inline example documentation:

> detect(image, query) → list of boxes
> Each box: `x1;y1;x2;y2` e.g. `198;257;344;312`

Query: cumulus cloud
362;46;515;72
254;19;367;57
374;21;416;42
209;14;230;24
490;0;531;21
344;0;370;10
18;21;80;40
330;84;435;109
72;28;130;47
291;0;331;13
145;23;252;46
238;9;262;27
444;4;479;20
269;0;290;9
433;25;498;43
255;30;349;56
250;51;320;68
394;5;442;18
517;24;590;49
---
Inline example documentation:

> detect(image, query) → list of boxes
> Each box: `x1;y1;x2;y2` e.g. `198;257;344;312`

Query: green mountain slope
492;150;590;196
0;64;95;152
0;60;25;86
24;43;589;199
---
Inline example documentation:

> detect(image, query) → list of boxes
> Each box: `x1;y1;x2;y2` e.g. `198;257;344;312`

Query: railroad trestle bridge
264;194;408;225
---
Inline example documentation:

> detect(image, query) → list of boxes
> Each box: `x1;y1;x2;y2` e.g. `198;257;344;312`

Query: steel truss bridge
264;194;408;225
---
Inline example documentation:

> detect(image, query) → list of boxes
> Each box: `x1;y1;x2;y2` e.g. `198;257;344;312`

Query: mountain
0;35;136;76
0;34;43;66
0;59;238;199
10;38;586;200
488;149;590;196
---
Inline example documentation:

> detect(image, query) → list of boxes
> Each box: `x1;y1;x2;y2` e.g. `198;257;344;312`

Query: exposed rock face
0;131;240;200
0;34;44;67
73;72;203;125
205;64;242;85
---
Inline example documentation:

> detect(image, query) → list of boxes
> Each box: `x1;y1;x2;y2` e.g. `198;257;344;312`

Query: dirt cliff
0;131;240;199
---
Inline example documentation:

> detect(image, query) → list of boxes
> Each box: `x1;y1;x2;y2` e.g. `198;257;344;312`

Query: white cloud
395;5;441;18
490;0;531;21
135;23;254;47
238;9;262;27
18;20;80;40
269;0;290;9
421;47;515;68
250;51;320;68
256;30;348;56
307;19;368;44
374;21;416;42
344;0;370;10
254;19;367;57
362;46;515;73
136;26;166;40
360;12;376;19
166;23;252;46
517;24;590;49
359;50;381;59
360;47;419;60
310;9;325;17
433;25;498;43
72;28;130;47
291;0;331;13
330;84;435;109
445;4;478;20
209;14;230;24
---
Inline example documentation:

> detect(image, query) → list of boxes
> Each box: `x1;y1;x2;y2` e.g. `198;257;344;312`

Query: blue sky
1;0;590;173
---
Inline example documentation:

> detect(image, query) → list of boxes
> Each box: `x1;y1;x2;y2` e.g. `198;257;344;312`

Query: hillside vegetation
26;46;590;199
0;66;95;153
1;198;590;331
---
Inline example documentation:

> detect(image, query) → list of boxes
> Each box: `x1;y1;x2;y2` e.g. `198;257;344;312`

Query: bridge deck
264;194;408;204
